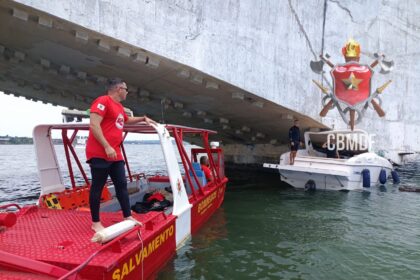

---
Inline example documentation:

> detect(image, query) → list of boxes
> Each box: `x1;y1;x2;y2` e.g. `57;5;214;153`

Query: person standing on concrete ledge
86;78;157;233
288;119;301;165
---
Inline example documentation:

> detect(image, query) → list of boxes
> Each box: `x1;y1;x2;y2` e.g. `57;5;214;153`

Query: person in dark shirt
288;119;301;165
322;137;340;158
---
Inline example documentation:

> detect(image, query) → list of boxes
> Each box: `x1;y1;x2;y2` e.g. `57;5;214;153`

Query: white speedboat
264;129;400;191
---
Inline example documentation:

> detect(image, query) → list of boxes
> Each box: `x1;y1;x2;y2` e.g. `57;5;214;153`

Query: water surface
158;161;420;279
1;145;419;279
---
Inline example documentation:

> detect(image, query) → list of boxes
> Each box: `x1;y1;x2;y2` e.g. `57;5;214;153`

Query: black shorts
290;141;299;151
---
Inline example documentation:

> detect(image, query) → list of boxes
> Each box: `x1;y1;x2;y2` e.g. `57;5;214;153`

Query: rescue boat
0;123;228;279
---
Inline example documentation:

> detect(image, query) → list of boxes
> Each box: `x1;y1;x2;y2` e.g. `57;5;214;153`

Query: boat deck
298;155;348;162
264;163;350;177
0;206;175;277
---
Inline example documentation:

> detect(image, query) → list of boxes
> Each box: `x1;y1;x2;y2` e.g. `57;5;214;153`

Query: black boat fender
362;169;370;188
379;169;387;185
304;180;316;191
391;170;400;184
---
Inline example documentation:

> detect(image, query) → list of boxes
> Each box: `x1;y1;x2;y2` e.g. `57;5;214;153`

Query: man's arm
90;113;116;159
125;115;158;125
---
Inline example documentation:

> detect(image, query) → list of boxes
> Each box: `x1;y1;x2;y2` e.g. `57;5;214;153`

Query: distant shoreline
0;136;33;145
0;136;161;145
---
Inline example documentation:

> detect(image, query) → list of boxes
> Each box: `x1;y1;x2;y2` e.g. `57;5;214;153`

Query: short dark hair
200;156;208;165
107;78;124;91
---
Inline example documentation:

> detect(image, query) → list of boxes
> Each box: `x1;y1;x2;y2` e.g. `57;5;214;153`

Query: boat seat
192;162;201;171
185;164;207;194
101;187;149;213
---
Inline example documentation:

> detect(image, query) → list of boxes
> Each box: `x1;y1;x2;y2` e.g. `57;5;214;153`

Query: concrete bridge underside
1;0;419;165
0;0;326;165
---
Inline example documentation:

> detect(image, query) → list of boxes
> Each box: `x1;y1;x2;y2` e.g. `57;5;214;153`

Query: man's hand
126;115;158;125
105;146;117;159
144;116;158;125
290;142;294;146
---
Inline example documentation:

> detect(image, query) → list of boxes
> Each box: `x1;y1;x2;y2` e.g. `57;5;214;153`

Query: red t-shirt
201;165;212;181
86;95;128;161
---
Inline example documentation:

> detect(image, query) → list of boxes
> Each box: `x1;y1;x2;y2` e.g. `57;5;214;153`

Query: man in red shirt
86;78;157;232
200;156;213;183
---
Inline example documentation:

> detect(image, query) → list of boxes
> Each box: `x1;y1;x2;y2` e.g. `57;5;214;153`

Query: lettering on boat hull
191;185;226;233
111;224;175;280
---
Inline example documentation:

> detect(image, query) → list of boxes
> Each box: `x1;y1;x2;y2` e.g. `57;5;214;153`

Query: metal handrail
0;250;69;278
0;203;21;210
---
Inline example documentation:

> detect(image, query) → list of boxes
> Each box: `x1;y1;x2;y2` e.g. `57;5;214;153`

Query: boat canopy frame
33;123;222;203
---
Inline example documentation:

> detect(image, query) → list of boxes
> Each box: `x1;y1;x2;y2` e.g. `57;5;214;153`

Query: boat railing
0;249;71;279
171;128;205;199
35;123;225;215
0;203;21;210
58;128;146;190
105;172;147;189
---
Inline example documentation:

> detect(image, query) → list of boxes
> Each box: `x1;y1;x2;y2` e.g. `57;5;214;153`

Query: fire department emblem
310;38;394;130
332;63;371;107
115;113;124;130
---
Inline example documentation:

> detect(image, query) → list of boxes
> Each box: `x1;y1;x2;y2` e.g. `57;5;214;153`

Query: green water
1;146;418;279
158;162;420;279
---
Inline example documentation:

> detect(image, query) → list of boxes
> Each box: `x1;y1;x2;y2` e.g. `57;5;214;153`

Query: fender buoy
362;169;370;188
0;212;17;227
379;169;387;185
305;180;316;191
91;220;138;243
391;170;400;184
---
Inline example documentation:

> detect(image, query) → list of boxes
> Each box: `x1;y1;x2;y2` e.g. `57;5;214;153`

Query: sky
0;92;65;137
0;92;156;140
